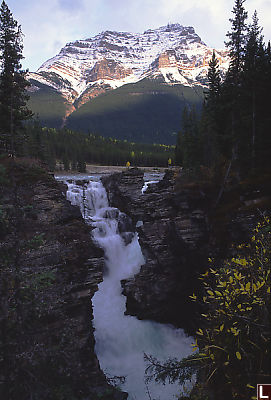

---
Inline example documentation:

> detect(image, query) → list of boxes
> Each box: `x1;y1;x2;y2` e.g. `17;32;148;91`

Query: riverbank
0;157;127;400
54;164;174;179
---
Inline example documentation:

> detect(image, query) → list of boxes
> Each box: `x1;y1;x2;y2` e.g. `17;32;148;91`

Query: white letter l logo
260;386;268;399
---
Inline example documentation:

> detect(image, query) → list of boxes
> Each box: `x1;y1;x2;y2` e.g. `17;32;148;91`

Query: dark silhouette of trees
225;0;248;81
175;106;200;169
201;51;222;167
241;11;269;170
23;124;175;169
175;0;271;178
0;0;32;156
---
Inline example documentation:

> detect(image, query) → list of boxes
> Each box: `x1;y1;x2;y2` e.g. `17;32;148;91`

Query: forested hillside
26;21;226;143
65;79;204;144
28;78;204;144
28;81;67;129
23;124;175;170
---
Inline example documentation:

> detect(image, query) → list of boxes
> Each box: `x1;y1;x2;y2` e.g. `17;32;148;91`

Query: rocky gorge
1;160;269;399
102;168;210;333
0;158;126;400
102;167;270;334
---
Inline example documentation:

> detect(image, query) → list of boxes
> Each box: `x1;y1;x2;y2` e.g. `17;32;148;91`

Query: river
64;174;193;400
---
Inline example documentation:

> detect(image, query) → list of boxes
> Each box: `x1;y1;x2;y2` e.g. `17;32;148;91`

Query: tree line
23;123;175;170
176;1;271;179
0;0;173;169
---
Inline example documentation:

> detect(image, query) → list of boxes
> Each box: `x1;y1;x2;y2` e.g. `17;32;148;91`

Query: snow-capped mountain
28;23;229;114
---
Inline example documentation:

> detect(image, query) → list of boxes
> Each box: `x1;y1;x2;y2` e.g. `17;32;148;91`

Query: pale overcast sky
6;0;271;72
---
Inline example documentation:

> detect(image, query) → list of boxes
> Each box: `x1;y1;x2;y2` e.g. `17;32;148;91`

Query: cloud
58;0;84;12
6;0;271;71
8;0;91;69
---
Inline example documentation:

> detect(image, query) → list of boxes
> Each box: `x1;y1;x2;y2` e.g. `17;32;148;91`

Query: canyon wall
0;160;127;400
102;168;267;334
102;168;209;333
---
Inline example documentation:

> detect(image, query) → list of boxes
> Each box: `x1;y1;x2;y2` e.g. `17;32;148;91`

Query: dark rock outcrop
101;167;145;217
102;168;270;335
102;168;210;333
0;160;127;400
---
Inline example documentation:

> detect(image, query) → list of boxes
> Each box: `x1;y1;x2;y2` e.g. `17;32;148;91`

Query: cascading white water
66;179;193;400
141;180;159;194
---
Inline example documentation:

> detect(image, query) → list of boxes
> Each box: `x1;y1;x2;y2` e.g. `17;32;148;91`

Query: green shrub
145;217;270;399
190;217;271;399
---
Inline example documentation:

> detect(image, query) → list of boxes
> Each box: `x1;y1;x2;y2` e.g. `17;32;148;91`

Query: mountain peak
28;23;229;109
157;23;184;32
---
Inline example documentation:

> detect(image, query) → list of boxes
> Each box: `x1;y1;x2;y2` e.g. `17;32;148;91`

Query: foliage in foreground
145;217;271;399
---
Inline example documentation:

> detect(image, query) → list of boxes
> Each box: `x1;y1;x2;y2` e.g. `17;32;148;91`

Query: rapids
66;178;193;400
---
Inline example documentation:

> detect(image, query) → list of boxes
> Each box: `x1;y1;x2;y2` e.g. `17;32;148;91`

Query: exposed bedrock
102;168;267;334
102;168;210;333
0;162;127;400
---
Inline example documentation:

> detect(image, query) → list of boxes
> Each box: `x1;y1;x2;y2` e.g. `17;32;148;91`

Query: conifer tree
222;0;248;173
266;41;271;63
199;51;223;167
175;129;183;166
206;50;221;105
242;11;264;169
176;106;201;169
0;0;32;156
225;0;248;82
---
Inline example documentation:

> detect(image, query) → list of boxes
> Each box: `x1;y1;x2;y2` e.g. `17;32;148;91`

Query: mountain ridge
27;23;229;143
28;23;229;106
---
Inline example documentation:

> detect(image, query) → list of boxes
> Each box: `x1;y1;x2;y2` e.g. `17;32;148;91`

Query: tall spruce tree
223;0;248;174
206;50;221;105
225;0;248;81
200;51;222;167
176;106;201;169
242;11;264;169
0;0;32;156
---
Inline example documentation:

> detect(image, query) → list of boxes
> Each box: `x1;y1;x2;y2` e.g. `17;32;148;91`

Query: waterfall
66;179;193;400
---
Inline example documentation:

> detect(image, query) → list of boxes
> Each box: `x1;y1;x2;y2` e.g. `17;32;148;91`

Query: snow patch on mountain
159;67;190;85
28;23;230;106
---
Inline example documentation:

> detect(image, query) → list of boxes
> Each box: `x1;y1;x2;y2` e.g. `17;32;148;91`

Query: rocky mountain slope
27;24;229;142
29;24;229;106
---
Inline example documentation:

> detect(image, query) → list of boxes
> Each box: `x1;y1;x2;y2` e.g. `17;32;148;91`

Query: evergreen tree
176;0;270;180
223;0;248;173
205;50;221;105
256;42;271;171
225;0;248;81
266;41;271;63
176;106;201;169
175;128;183;166
77;157;86;173
0;1;32;156
201;51;222;167
63;153;70;171
241;11;264;169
